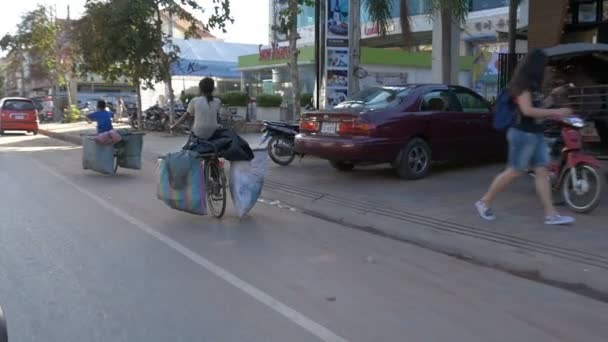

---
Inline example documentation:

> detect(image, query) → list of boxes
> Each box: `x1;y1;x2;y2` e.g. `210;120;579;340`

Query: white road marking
32;158;348;342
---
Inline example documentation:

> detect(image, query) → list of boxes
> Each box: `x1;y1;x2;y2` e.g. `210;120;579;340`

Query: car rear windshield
334;87;412;111
2;100;36;111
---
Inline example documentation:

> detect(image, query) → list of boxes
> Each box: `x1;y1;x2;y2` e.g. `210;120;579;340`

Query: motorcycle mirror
0;305;7;342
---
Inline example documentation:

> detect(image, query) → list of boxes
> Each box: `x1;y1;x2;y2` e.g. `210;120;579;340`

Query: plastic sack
82;136;115;174
94;130;122;145
156;156;207;215
229;149;267;218
118;133;144;170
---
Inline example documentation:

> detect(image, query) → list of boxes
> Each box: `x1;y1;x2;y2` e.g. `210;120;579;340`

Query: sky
0;0;269;45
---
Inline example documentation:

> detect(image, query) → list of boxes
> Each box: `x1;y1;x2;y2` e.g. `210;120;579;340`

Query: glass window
420;91;458;112
360;0;430;23
469;0;509;12
297;4;315;28
578;1;598;22
2;99;36;111
603;0;608;20
334;86;412;110
452;90;491;113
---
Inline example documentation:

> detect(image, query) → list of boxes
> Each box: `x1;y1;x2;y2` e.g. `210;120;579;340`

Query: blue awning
169;39;259;79
171;59;239;78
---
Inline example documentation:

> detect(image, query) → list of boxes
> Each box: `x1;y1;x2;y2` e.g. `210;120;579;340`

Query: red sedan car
295;85;506;179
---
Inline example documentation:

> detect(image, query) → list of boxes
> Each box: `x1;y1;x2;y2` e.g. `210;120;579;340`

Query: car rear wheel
329;161;355;172
395;138;432;180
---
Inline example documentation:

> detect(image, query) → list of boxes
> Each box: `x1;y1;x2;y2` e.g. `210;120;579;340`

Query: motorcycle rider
475;49;575;225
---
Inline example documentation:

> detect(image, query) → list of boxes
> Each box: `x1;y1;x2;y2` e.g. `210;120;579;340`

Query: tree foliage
0;5;70;84
76;0;233;89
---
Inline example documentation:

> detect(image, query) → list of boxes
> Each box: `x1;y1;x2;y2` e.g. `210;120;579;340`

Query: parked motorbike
38;110;54;123
128;105;167;131
529;116;603;213
171;110;192;134
261;120;301;166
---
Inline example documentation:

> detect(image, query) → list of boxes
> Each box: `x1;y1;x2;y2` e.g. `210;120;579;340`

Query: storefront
237;46;474;99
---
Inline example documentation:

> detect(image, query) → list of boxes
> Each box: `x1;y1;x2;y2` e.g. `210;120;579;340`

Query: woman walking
475;50;575;225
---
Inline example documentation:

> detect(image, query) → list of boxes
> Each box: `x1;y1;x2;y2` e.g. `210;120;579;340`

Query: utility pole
349;0;361;96
508;0;519;54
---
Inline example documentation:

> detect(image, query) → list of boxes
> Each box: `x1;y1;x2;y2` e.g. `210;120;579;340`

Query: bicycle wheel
113;156;119;174
205;160;227;218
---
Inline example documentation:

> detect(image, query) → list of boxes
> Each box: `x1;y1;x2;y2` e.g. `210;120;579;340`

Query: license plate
12;114;25;120
321;122;337;134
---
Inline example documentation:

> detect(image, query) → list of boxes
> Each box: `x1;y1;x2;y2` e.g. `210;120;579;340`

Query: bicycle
218;106;245;130
200;152;227;218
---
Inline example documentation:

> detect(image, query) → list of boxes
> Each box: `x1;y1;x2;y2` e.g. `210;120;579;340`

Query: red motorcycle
540;116;603;213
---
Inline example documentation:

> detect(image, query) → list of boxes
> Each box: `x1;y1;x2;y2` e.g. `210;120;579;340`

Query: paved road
1;133;608;342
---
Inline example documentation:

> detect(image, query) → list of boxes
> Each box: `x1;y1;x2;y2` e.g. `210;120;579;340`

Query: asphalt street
1;133;608;342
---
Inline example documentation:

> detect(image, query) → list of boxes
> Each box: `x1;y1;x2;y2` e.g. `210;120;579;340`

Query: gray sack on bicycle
82;136;115;175
117;131;144;170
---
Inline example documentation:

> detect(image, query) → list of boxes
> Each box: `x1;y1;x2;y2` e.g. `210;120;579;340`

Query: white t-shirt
187;96;221;139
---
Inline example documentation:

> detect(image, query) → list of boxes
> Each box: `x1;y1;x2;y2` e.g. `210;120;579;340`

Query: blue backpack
493;89;516;131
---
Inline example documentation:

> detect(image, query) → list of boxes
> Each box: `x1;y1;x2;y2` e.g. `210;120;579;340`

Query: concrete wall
528;0;569;49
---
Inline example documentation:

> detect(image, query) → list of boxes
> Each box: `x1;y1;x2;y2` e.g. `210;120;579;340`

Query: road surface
1;133;607;342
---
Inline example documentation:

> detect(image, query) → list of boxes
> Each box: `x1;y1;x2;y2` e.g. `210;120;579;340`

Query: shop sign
258;41;292;61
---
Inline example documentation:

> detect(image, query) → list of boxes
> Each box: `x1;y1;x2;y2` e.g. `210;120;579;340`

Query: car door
419;89;472;161
450;87;505;160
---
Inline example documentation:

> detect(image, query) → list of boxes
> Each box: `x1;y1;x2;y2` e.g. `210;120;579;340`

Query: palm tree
364;0;470;84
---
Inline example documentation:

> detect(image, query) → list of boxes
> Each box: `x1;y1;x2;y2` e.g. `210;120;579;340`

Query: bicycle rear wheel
205;160;227;218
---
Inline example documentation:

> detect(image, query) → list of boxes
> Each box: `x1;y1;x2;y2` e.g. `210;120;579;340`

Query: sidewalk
39;122;608;297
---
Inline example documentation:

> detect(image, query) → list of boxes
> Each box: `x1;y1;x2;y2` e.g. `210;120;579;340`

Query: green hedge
257;94;283;107
180;93;196;105
219;91;249;107
300;93;313;107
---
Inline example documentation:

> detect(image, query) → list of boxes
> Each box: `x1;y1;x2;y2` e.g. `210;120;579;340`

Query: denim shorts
507;127;549;172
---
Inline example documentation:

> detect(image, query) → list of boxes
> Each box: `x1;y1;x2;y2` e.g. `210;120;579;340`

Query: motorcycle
529;116;603;213
38;110;54;123
171;110;192;134
261;120;301;166
128;105;167;131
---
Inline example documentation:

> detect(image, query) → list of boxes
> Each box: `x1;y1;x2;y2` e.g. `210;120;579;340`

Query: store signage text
259;41;292;61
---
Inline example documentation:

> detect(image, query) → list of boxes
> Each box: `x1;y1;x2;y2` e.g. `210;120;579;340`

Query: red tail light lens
299;119;319;132
338;120;375;136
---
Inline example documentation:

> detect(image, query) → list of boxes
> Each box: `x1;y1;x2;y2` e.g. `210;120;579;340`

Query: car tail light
338;119;375;136
299;119;319;132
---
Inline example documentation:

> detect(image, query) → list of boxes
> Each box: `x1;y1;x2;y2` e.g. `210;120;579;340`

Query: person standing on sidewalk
475;50;575;225
114;97;126;124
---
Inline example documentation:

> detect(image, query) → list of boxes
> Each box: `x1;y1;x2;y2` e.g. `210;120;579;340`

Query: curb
39;128;83;146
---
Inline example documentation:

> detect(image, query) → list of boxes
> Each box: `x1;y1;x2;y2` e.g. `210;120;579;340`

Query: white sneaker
544;214;575;225
475;201;496;221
